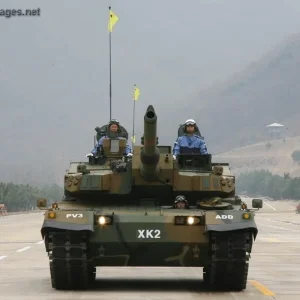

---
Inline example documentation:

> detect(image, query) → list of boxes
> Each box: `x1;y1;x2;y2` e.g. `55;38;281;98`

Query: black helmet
174;195;189;207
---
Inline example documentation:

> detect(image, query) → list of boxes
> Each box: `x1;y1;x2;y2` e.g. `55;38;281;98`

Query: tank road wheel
204;230;252;291
47;231;93;290
50;261;56;288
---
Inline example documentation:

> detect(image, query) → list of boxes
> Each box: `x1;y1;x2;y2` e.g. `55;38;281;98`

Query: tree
0;182;63;212
236;170;300;200
266;142;272;150
291;150;300;164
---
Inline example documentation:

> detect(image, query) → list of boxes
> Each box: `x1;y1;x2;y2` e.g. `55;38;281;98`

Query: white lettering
66;213;83;218
215;215;233;220
146;230;153;238
137;229;161;239
154;230;161;238
138;230;145;238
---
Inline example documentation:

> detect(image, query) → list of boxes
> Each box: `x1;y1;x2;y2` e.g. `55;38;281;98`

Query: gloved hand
86;153;93;157
127;153;133;157
173;155;176;160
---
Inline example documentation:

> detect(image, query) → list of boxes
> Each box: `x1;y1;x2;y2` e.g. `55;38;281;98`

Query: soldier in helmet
86;119;132;157
173;195;189;209
173;119;208;160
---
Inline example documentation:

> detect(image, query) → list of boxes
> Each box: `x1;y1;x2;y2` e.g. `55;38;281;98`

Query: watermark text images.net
0;8;41;18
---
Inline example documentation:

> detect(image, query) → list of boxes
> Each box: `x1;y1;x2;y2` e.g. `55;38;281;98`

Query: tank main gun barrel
140;105;160;181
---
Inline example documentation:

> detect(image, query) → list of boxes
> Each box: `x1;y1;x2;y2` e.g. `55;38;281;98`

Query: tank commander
86;119;132;157
173;195;189;209
172;119;208;160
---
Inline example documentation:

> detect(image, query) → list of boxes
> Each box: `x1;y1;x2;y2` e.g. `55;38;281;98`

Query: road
0;199;299;300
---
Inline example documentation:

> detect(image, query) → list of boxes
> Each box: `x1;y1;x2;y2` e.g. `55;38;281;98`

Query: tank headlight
243;213;250;220
174;216;186;225
48;212;56;219
98;216;106;225
187;217;195;225
174;216;202;225
96;215;113;225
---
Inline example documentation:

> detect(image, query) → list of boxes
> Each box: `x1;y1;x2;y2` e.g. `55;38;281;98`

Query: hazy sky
1;0;300;184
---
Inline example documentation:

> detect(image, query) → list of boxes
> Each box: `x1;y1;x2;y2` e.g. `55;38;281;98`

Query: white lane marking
257;218;300;226
263;201;276;211
36;240;44;244
258;223;299;232
0;256;7;261
16;246;31;252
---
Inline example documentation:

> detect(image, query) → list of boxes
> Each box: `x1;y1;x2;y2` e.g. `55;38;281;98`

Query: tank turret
140;105;160;181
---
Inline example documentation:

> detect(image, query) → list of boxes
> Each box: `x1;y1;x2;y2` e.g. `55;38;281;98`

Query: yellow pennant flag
108;8;119;32
131;135;136;143
133;86;140;100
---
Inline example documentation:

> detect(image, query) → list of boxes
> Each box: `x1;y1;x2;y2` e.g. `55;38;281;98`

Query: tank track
203;230;252;291
47;231;95;290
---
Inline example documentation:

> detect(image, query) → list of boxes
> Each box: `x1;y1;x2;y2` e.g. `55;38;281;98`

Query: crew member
86;119;132;157
173;119;208;160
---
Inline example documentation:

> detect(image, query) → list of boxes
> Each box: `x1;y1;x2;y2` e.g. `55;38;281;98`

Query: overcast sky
1;0;300;184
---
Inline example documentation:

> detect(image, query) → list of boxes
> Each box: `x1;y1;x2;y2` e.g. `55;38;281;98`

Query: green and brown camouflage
38;105;263;291
63;105;235;194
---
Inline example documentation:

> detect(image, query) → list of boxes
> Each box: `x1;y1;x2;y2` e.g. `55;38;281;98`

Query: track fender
41;210;94;238
204;211;258;240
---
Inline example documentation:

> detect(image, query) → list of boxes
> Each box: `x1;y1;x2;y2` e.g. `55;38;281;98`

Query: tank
37;105;263;291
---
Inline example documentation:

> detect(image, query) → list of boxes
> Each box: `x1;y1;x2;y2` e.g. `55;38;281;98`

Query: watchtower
266;123;285;140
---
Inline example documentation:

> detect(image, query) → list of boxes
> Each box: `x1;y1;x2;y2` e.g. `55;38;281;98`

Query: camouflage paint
39;104;262;289
41;206;257;267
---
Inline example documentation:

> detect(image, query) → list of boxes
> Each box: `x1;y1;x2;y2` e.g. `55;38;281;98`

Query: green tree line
236;170;300;200
0;182;63;212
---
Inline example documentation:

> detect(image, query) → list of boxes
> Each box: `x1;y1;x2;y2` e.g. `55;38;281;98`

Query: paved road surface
0;199;299;299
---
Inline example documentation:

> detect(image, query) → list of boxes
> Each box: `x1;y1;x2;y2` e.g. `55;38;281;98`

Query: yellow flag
108;9;119;32
133;86;140;100
131;135;136;143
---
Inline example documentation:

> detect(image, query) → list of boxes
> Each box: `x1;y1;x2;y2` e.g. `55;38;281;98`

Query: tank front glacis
39;105;262;291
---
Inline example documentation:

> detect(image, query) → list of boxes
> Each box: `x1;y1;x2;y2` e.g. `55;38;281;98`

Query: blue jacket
173;135;208;156
91;136;131;155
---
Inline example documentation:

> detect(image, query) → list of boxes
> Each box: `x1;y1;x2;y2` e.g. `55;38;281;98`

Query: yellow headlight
48;212;56;219
243;213;250;219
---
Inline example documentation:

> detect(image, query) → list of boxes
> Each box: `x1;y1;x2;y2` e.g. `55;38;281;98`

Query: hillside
214;135;300;177
190;33;300;154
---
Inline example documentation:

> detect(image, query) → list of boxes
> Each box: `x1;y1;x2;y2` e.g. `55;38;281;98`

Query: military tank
37;105;263;291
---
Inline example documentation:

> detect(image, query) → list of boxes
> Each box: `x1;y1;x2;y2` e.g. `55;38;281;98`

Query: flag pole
109;6;112;121
132;84;136;147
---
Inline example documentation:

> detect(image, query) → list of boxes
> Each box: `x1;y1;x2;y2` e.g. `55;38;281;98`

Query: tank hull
41;206;257;290
88;220;209;267
90;242;208;267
